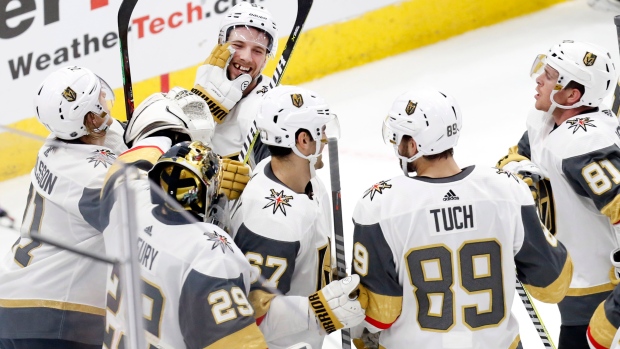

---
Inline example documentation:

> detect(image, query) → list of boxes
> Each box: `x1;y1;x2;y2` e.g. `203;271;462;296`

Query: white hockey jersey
102;149;266;349
352;166;572;349
525;107;620;325
210;75;270;160
0;138;117;344
230;160;333;349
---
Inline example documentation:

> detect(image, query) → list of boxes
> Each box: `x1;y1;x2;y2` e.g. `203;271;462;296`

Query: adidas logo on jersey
443;190;459;201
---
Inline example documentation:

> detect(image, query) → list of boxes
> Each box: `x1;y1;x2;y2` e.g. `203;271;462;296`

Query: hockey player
497;40;620;349
102;93;265;348
230;85;365;349
352;89;573;349
192;2;278;170
0;66;122;349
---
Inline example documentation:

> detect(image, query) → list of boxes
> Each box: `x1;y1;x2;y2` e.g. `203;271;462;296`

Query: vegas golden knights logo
62;87;76;102
405;100;417;115
291;94;304;108
583;52;597;67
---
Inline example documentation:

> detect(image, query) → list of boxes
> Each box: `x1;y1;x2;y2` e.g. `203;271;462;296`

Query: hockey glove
192;43;252;124
308;275;365;334
166;87;215;144
497;151;544;200
220;158;251;200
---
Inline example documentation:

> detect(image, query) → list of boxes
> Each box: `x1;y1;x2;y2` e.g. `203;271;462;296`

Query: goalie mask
34;66;115;140
219;2;278;57
383;90;462;176
256;85;340;178
148;141;222;220
530;40;617;111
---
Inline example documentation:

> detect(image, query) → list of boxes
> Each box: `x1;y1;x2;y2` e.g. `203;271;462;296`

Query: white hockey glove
165;87;215;145
308;275;365;334
502;160;545;184
124;91;215;148
220;158;251;200
192;43;252;124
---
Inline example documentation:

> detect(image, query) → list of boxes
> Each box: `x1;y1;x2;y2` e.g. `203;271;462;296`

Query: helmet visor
530;54;547;79
97;75;115;115
324;114;341;140
227;25;272;55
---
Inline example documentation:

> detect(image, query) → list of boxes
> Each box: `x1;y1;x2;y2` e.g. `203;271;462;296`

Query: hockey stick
515;277;556;349
239;0;314;164
118;0;139;121
327;137;352;349
611;15;620;116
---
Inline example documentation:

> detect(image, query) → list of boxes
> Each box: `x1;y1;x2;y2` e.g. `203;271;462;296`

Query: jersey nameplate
428;203;476;235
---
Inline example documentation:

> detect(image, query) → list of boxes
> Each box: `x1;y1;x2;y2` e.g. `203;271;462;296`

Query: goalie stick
328;137;353;349
612;15;620;116
239;0;314;164
516;277;556;349
118;0;139;121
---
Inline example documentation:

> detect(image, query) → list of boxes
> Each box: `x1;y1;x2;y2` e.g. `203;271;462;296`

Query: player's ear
567;87;583;105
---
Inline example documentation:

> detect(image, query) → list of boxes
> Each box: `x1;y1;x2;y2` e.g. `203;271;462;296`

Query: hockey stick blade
240;0;314;164
516;277;556;349
327;138;352;349
118;0;139;122
612;16;620;116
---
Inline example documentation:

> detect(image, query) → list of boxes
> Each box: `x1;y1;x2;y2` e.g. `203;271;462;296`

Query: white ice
0;1;618;348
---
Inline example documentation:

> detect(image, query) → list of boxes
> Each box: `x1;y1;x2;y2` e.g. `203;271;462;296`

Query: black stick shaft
118;0;139;121
611;16;620;115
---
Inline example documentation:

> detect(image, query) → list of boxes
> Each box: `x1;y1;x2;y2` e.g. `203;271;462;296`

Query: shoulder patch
495;168;520;182
566;117;596;134
87;149;116;168
263;189;293;215
205;230;234;254
363;180;392;200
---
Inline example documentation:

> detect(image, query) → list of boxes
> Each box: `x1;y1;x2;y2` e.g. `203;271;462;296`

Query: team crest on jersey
566;117;596;134
205;231;234;254
87;149;116;168
583;52;597;66
405;101;417;115
263;189;293;215
62;87;76;102
291;94;304;108
256;86;269;95
363;180;392;200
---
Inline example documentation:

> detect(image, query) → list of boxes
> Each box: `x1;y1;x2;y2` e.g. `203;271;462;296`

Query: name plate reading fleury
427;203;476;235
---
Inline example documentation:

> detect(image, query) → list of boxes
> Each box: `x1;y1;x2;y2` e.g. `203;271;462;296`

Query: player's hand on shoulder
192;42;252;124
220;158;251;200
308;274;365;334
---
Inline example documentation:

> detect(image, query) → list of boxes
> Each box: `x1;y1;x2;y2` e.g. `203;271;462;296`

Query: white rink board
0;1;617;348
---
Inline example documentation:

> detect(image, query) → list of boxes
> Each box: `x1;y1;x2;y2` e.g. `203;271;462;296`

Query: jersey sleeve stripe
204;323;267;349
509;335;521;349
523;254;573;303
601;194;620;223
566;283;616;297
0;298;105;315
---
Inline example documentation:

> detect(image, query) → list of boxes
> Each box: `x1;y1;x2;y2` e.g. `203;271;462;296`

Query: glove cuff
308;290;344;334
191;85;230;124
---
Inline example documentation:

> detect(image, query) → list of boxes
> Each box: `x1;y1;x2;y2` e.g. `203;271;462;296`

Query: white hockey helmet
218;2;278;57
383;89;462;172
530;40;617;109
257;85;339;176
34;66;115;140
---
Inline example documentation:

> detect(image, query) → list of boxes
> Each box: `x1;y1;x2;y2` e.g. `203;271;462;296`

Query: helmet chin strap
92;112;112;134
291;140;322;180
394;145;423;177
547;86;584;116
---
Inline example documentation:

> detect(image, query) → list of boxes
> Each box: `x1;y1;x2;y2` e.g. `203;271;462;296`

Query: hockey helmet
530;40;617;109
218;2;278;57
34;66;114;140
383;89;462;170
148;141;222;220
